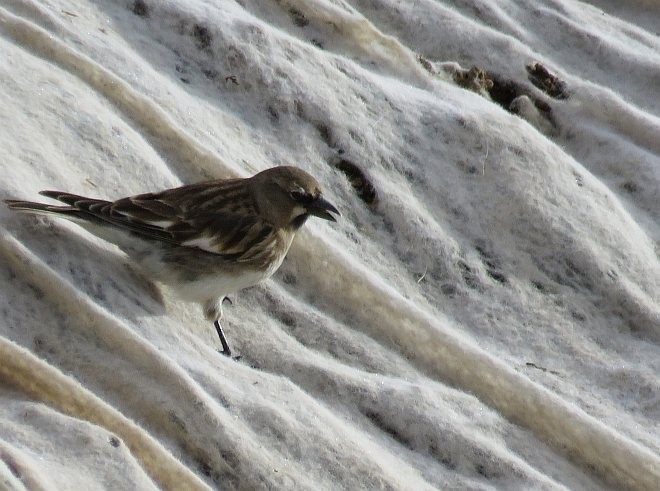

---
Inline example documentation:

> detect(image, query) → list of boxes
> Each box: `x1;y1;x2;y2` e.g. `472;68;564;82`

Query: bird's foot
217;348;242;361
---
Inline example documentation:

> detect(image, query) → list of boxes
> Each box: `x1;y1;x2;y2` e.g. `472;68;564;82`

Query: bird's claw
217;348;241;361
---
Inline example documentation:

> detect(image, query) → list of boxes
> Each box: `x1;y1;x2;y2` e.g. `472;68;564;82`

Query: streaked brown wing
38;191;179;244
39;180;276;261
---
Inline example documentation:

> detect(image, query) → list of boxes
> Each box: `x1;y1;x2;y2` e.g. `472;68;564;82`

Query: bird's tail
4;191;94;218
4;199;78;217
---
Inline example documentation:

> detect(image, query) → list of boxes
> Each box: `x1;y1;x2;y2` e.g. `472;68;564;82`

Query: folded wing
25;181;276;262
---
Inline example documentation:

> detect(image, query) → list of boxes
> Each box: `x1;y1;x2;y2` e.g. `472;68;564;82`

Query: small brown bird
5;166;340;357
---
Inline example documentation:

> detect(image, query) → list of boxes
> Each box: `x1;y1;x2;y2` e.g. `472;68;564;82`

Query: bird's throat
291;213;309;230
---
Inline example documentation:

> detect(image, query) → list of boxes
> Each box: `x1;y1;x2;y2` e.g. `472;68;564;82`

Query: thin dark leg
214;320;232;357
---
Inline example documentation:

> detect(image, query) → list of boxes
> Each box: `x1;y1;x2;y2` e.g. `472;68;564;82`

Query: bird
5;166;340;357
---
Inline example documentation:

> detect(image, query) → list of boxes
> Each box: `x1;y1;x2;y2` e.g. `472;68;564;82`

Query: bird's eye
290;190;308;202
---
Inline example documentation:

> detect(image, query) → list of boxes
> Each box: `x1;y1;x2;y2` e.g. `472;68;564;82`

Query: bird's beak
307;196;340;222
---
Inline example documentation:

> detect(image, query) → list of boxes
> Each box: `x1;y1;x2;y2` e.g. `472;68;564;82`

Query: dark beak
307;196;340;222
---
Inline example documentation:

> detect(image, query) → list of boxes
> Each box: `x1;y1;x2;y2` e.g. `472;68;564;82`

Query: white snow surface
0;0;659;489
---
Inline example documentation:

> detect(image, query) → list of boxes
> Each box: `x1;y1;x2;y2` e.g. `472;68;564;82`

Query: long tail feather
38;190;99;207
4;198;82;218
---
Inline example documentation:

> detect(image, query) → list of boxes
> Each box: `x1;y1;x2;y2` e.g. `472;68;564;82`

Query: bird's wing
39;181;278;261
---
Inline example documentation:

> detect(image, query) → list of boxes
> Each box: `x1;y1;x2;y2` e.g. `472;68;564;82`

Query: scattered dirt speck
282;272;297;285
526;362;561;376
334;159;378;205
532;281;546;292
315;123;332;147
476;243;508;285
453;66;493;92
168;410;187;432
526;62;569;99
486;70;558;131
363;409;412;449
193;24;212;50
621;181;638;193
202;68;218;80
417;55;434;73
131;0;149;17
441;283;458;296
458;260;480;289
289;7;309;27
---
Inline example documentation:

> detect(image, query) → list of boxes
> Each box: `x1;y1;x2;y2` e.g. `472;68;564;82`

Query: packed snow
0;0;658;489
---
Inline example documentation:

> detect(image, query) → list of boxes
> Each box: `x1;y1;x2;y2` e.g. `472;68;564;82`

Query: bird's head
251;166;340;229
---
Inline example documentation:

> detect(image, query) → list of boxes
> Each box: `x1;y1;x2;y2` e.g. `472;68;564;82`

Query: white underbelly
174;268;269;302
174;252;286;302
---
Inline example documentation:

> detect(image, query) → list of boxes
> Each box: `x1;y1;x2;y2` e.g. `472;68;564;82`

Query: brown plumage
5;166;339;357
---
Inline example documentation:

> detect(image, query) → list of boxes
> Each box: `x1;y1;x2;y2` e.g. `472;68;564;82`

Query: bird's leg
214;319;233;357
209;296;240;360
